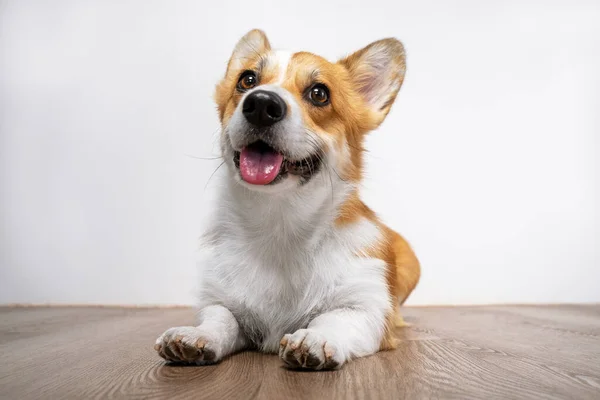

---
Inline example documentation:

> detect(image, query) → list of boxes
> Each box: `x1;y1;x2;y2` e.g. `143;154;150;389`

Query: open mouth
233;141;322;186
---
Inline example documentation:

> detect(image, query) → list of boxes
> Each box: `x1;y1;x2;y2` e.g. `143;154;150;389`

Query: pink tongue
239;146;284;185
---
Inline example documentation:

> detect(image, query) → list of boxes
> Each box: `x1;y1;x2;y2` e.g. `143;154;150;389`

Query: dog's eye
237;71;258;91
308;84;330;106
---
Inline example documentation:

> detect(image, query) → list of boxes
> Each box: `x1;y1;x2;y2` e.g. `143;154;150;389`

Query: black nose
242;90;287;127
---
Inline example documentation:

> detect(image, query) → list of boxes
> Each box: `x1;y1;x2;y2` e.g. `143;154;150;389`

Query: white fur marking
274;50;292;84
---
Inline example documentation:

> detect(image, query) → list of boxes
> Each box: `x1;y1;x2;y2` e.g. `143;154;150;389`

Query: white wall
1;0;598;306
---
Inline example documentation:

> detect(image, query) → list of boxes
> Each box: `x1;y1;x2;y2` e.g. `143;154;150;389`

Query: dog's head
215;30;406;193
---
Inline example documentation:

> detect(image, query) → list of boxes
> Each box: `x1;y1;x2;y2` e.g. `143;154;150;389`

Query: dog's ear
226;29;271;74
338;38;406;126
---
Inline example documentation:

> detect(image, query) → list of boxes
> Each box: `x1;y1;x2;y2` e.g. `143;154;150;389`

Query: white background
1;0;598;306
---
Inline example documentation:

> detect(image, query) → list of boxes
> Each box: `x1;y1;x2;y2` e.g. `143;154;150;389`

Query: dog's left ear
338;38;406;126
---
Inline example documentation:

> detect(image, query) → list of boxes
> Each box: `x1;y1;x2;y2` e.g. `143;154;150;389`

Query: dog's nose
242;90;287;127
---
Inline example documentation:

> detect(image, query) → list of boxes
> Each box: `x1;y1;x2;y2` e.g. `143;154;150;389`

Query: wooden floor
1;306;599;399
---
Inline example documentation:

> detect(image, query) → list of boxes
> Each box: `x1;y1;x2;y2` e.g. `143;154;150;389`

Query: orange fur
336;192;420;349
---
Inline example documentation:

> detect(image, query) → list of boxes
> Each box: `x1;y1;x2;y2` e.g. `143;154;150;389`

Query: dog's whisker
185;154;224;161
204;160;226;191
304;129;347;184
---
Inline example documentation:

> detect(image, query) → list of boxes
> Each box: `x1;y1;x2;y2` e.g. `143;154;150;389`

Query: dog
154;29;420;370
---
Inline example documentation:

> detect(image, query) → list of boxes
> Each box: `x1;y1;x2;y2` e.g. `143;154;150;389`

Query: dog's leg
279;308;386;370
155;305;246;365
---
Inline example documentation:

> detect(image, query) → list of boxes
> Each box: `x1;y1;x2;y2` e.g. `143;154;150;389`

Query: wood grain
1;305;599;399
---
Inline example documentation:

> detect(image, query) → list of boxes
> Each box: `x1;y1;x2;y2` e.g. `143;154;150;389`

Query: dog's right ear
226;30;271;74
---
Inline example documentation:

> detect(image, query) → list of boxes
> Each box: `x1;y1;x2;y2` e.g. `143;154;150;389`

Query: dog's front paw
279;329;344;370
154;326;219;365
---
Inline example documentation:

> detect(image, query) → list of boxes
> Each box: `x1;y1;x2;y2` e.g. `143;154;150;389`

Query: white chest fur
196;179;388;352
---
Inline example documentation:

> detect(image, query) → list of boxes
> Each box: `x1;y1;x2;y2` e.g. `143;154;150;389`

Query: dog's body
155;30;420;370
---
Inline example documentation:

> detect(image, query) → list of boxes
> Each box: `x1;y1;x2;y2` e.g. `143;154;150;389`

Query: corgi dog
154;30;420;370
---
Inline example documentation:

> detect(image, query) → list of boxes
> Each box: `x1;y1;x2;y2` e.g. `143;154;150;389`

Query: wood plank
0;306;599;399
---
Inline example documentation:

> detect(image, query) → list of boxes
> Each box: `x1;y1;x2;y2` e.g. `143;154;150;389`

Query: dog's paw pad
154;327;218;365
279;329;343;370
